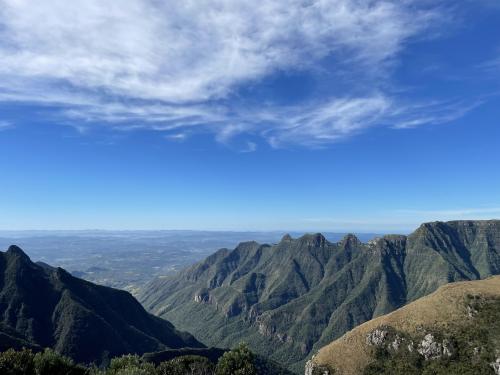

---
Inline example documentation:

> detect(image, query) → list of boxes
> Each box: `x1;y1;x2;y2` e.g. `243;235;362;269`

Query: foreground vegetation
312;277;500;374
364;296;500;375
0;343;290;375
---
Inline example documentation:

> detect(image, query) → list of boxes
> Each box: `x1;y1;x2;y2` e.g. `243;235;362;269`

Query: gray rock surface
366;328;389;346
417;334;453;360
304;357;330;375
491;358;500;375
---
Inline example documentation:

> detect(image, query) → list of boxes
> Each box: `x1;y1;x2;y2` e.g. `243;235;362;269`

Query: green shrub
157;355;215;375
106;354;155;375
33;348;87;375
215;343;257;375
0;348;36;375
0;343;279;375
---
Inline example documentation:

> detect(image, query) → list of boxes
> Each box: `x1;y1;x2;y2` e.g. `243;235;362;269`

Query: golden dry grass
313;276;500;375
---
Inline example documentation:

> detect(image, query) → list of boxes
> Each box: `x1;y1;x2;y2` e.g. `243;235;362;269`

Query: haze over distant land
0;230;380;293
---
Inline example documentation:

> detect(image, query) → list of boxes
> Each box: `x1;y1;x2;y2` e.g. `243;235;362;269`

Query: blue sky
0;0;499;232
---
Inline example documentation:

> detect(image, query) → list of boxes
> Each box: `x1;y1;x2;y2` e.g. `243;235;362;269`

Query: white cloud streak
0;0;470;147
479;57;500;73
0;120;13;130
0;0;434;100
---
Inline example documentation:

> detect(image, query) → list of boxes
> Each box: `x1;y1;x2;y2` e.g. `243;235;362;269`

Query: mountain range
0;245;203;364
139;220;500;372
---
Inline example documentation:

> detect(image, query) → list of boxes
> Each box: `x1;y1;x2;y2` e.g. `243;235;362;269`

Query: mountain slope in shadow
0;245;203;364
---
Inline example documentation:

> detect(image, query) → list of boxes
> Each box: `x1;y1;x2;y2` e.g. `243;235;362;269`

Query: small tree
215;343;257;375
0;348;36;375
157;355;215;375
106;354;155;375
33;348;87;375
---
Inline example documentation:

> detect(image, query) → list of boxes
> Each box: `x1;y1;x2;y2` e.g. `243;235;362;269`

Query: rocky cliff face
139;220;500;372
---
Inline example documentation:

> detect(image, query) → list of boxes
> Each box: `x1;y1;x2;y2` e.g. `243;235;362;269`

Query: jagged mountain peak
338;233;361;247
3;245;34;271
297;232;327;247
234;240;262;251
6;244;30;259
7;244;25;253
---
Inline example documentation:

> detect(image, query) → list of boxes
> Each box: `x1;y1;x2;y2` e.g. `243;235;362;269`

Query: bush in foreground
0;343;268;375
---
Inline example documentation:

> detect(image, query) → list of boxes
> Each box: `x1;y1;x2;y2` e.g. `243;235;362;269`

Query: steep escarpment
139;220;500;372
0;245;203;364
404;220;500;300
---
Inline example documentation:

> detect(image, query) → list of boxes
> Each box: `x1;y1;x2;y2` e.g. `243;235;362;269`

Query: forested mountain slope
139;220;500;372
0;245;203;364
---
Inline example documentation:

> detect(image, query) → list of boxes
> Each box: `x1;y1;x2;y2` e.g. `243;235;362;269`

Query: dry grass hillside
312;276;500;375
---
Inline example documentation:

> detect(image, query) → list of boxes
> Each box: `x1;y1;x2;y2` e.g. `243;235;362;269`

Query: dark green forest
0;343;292;375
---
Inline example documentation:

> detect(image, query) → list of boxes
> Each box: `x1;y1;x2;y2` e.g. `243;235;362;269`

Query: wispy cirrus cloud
0;120;13;131
479;57;500;73
0;0;437;101
0;0;475;148
36;93;475;148
390;99;484;130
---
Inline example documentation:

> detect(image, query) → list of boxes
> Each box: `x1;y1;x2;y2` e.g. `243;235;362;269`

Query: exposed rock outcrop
311;277;500;375
305;357;330;375
491;358;500;375
365;327;454;361
417;334;453;360
366;327;389;346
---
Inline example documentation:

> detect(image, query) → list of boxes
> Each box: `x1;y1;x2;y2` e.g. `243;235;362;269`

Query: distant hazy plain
0;230;381;295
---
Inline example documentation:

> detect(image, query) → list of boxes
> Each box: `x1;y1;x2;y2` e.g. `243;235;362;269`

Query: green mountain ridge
138;220;500;372
0;245;203;364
